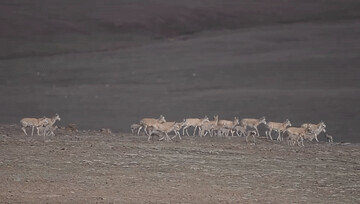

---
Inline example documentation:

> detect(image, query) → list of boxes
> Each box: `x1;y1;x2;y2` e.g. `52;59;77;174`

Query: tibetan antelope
285;126;314;145
301;121;326;142
199;115;218;137
265;119;291;141
161;121;185;139
41;113;61;136
199;122;213;137
325;134;334;143
240;117;266;136
130;124;141;135
286;126;311;137
287;133;304;146
20;117;49;136
147;121;184;141
138;115;166;136
182;116;210;136
246;130;257;143
217;127;231;137
217;117;239;136
38;125;58;137
234;125;247;137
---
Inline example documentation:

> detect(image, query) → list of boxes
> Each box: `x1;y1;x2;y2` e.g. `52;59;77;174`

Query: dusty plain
0;124;359;203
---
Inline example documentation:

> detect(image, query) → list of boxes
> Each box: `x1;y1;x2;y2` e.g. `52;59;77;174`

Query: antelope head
55;113;61;121
285;119;291;127
260;116;267;124
233;117;240;125
158;115;166;123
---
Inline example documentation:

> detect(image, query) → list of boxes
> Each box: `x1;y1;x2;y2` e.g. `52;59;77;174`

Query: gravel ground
0;124;359;203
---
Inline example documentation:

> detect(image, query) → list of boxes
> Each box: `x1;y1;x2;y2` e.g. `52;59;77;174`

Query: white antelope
182;116;210;136
265;119;291;141
240;116;266;136
217;117;240;136
138;115;166;136
301;121;326;142
20;117;49;136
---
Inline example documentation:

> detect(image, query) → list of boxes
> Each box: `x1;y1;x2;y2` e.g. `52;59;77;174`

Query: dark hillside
0;0;359;142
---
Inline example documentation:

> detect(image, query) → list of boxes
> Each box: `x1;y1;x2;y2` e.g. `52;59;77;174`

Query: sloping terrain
0;1;359;142
1;0;360;58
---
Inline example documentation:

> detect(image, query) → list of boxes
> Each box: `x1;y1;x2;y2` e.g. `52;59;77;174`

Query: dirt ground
0;124;359;203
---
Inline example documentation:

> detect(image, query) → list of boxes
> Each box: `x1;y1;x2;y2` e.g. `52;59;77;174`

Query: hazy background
0;0;359;142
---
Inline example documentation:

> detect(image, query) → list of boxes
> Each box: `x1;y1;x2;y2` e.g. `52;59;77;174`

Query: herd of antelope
131;115;333;146
20;114;61;137
19;113;333;146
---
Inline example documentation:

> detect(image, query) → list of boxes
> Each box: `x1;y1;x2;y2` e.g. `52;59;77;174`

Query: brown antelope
138;115;166;136
234;125;247;137
148;121;184;141
39;125;58;137
41;114;61;136
325;134;334;143
43;114;61;127
265;119;291;141
217;117;240;136
286;126;311;137
199;122;213;137
287;133;304;146
182;116;210;136
199;115;218;137
20;117;49;136
285;126;314;146
240;117;266;136
217;127;231;137
130;124;141;135
246;130;257;143
161;121;185;139
301;121;326;142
